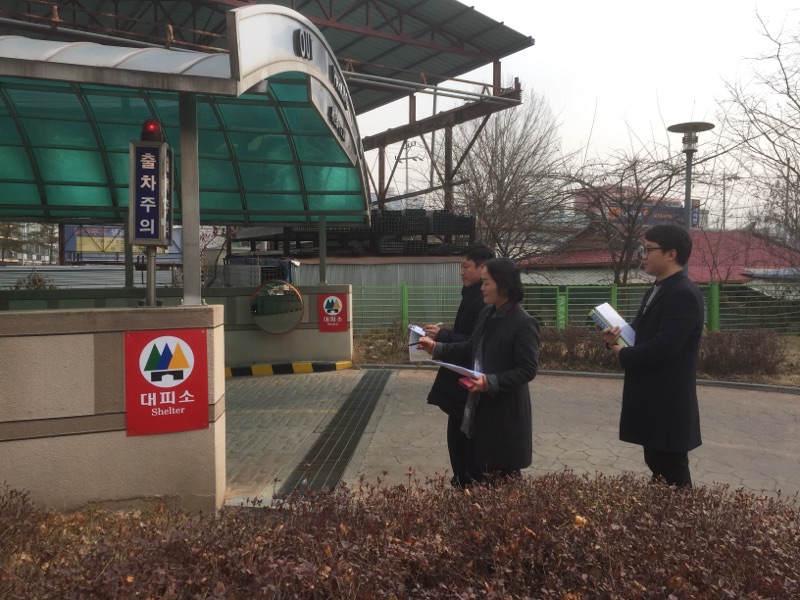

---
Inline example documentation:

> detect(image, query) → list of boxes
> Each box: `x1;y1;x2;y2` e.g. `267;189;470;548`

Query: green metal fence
353;282;800;334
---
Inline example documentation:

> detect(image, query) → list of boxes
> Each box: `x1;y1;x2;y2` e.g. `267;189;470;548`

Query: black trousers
643;448;692;488
446;414;472;487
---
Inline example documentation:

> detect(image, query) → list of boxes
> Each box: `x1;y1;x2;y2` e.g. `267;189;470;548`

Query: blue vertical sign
129;141;169;246
165;147;174;243
691;200;700;228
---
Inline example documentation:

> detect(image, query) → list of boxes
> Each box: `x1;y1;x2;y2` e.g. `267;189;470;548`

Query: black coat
618;271;704;452
435;302;540;471
426;281;487;417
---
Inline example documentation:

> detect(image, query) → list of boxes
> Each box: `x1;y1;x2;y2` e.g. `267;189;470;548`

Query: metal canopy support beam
444;125;453;213
378;146;386;209
319;215;327;284
362;82;521;151
180;92;202;306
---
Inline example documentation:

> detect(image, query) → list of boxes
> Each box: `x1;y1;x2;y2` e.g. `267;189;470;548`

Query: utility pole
721;172;739;230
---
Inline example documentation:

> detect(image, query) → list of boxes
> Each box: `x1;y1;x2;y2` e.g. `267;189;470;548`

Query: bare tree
27;223;59;264
444;89;574;259
0;222;23;263
565;148;685;284
719;11;800;246
201;225;237;286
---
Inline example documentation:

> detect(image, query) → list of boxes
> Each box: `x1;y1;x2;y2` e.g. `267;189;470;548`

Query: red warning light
140;119;164;142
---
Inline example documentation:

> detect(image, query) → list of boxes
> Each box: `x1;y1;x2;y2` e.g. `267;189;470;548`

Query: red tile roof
520;229;800;284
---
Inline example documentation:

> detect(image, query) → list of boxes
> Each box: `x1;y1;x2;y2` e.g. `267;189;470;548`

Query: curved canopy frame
0;5;370;226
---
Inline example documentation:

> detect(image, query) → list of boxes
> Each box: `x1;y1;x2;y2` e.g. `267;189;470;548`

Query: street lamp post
667;121;715;273
721;172;740;230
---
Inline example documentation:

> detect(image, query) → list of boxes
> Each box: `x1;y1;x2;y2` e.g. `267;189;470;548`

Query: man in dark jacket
601;223;704;487
424;243;495;487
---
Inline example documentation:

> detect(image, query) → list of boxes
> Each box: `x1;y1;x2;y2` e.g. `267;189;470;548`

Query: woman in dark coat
418;258;540;483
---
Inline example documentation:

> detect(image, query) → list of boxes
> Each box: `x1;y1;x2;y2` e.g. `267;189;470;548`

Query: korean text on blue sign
129;141;169;246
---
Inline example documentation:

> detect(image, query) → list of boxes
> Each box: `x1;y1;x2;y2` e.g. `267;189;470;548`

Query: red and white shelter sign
318;293;348;332
124;329;208;436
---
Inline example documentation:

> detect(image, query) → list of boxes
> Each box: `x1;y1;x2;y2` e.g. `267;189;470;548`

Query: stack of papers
407;324;430;362
428;360;482;378
589;302;635;347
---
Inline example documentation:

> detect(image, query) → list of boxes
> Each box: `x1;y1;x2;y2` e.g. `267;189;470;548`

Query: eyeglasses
638;246;663;259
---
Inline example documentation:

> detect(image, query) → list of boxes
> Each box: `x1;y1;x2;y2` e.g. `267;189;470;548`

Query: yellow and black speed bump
225;361;352;378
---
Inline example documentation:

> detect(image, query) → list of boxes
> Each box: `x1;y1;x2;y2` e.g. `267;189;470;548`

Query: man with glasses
600;223;704;487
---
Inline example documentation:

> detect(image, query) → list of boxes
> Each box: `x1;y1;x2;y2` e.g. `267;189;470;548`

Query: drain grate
276;369;391;496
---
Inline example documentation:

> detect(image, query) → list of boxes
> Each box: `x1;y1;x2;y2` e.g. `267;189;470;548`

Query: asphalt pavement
225;367;800;506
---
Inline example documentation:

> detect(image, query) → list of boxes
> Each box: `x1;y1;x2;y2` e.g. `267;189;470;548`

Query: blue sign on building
129;142;170;246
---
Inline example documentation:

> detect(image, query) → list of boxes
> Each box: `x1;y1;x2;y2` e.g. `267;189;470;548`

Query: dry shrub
539;326;619;372
353;327;409;365
2;474;798;599
699;328;787;379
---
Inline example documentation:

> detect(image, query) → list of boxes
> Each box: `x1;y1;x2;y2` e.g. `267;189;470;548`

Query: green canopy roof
0;5;369;226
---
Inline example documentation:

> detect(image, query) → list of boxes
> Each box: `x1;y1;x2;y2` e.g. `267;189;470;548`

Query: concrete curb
225;361;353;378
359;364;800;395
224;360;800;396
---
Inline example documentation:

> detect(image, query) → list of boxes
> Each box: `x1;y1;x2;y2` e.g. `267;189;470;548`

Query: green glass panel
199;191;244;210
0;146;35;180
245;193;305;211
272;73;306;82
86;94;151;123
270;81;309;103
218;102;283;132
198;130;229;159
231;132;292;160
25;119;98;149
43;184;112;207
34;148;106;183
281;107;329;135
8;89;85;120
107;151;130;185
0;117;22;144
161;127;179;147
250;214;307;223
198;158;238;190
97;123;141;152
0;182;41;205
150;98;180;127
307;194;366;212
300;165;360;192
50;207;121;220
114;186;129;208
294;136;349;164
240;163;300;192
196;101;222;129
0;209;40;218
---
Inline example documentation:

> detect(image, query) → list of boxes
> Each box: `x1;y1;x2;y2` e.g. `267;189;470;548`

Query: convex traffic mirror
250;280;304;334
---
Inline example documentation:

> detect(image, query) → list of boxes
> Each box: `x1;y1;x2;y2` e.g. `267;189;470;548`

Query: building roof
0;0;535;115
0;6;370;225
521;268;651;287
690;230;800;283
521;228;800;285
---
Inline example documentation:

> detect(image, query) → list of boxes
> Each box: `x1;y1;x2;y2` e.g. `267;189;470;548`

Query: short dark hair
462;242;495;266
484;257;524;303
645;223;693;266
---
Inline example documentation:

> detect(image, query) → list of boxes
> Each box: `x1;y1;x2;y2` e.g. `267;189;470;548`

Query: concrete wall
0;306;225;512
0;285;354;368
224;284;353;366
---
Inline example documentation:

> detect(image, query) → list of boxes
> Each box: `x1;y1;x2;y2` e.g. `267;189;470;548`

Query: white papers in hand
407;324;429;362
428;360;482;379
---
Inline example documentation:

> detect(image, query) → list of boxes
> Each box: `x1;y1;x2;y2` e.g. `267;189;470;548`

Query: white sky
358;0;798;160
